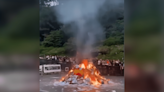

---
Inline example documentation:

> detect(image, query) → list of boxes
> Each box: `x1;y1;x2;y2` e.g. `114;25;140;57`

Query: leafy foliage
42;30;65;47
98;45;124;61
103;36;123;46
40;46;66;55
39;0;124;59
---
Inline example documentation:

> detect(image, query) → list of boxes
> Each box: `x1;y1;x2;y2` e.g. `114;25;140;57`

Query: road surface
40;73;124;92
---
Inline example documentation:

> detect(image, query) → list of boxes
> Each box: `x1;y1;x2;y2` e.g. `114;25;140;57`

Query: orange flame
82;59;88;68
60;59;109;86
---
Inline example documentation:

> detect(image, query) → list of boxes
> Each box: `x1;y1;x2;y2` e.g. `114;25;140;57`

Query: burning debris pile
59;59;110;86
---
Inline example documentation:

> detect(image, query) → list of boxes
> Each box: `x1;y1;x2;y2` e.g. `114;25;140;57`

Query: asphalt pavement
40;73;124;92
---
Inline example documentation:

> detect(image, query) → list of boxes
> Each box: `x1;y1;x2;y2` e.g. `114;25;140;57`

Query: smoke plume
55;0;123;60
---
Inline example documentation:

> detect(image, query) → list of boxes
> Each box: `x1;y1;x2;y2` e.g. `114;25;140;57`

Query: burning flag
73;68;84;76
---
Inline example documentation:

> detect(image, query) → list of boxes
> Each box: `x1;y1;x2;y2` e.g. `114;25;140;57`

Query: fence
97;65;124;76
39;64;124;76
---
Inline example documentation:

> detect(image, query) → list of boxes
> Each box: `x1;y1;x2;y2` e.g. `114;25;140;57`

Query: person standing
54;56;57;60
106;59;109;65
102;60;106;65
98;59;101;65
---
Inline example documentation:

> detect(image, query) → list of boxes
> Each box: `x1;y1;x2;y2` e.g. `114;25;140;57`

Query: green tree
63;37;77;55
42;30;65;47
103;37;122;46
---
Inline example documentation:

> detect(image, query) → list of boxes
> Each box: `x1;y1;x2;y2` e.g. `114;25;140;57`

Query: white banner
39;65;43;72
43;64;61;73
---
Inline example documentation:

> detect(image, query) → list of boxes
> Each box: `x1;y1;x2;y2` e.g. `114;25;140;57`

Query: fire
60;59;110;86
82;59;88;68
79;64;85;69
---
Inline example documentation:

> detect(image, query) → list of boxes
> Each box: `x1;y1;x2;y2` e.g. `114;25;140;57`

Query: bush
98;45;124;61
40;46;66;55
103;37;123;46
42;30;65;47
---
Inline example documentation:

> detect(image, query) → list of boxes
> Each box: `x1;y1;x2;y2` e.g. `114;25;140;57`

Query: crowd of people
40;55;124;75
95;59;124;70
40;55;78;64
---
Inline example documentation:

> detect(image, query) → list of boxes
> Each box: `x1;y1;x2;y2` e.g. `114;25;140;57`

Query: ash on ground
53;76;123;91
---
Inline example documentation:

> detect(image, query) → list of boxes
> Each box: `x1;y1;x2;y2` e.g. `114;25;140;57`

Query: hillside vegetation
40;0;124;61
